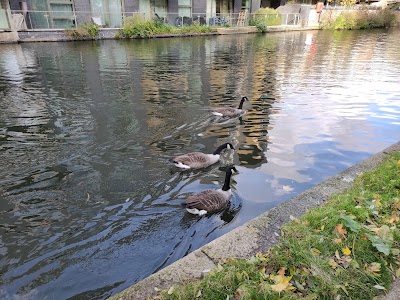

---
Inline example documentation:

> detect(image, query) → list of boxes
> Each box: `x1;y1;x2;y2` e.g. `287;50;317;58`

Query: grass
155;152;400;299
119;16;217;39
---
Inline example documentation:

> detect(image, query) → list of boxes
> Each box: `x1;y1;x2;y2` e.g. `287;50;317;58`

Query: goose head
213;143;235;155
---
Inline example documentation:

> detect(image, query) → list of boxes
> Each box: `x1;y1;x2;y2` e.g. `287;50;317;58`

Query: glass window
178;0;191;17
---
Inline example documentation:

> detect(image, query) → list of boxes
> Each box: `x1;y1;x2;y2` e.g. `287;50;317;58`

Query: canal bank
1;25;321;43
110;141;400;300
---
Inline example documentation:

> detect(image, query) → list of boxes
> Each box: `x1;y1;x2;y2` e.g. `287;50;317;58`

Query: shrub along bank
119;15;217;39
155;151;400;299
321;8;398;30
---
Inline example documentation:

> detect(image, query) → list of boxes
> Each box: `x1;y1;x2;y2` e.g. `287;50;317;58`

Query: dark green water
1;29;400;299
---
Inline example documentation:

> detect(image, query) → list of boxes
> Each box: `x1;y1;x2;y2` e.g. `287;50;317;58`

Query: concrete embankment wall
110;142;400;300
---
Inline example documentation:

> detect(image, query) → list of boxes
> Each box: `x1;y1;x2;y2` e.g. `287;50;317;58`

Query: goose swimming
211;96;248;117
171;143;234;170
185;166;238;216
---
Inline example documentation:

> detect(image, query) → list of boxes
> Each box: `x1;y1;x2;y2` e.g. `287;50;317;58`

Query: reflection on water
1;29;400;299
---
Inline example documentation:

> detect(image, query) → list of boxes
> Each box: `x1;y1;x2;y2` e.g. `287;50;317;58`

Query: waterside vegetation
322;9;398;30
119;15;218;39
249;8;282;33
65;23;99;39
156;152;400;299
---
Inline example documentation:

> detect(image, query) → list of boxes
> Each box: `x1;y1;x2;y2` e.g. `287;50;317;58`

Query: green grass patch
156;152;400;299
119;16;217;39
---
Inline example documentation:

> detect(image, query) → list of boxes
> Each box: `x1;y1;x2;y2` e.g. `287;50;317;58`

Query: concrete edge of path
110;141;400;300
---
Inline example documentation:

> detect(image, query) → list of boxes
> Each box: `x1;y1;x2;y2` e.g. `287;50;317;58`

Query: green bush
249;8;282;32
64;23;99;39
120;15;159;38
325;9;396;30
120;16;217;38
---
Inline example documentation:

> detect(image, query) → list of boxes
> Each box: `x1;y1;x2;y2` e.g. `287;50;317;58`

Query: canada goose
171;143;234;170
185;166;238;216
211;96;248;117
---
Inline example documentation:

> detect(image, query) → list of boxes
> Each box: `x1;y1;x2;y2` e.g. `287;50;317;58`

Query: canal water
1;29;400;299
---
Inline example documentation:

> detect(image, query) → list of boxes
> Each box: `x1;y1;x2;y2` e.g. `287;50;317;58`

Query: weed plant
249;8;282;32
323;9;397;30
65;23;99;39
157;152;400;299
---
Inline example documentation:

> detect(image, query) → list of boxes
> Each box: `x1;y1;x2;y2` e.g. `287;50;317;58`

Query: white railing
10;10;302;30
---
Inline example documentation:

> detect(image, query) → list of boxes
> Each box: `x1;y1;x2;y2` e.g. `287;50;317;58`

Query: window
178;0;191;17
242;0;250;10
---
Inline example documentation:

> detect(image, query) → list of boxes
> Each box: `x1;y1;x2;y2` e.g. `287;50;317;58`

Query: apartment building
7;0;264;29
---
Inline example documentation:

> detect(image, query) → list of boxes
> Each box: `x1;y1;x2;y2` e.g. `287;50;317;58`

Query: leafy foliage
120;15;217;39
323;9;397;30
65;23;99;39
155;152;400;299
249;8;282;32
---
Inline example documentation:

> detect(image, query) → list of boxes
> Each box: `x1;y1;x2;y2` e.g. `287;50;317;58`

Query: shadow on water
0;29;400;299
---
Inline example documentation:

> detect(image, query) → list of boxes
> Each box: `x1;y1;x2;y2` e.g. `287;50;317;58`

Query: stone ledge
110;141;400;300
0;31;19;43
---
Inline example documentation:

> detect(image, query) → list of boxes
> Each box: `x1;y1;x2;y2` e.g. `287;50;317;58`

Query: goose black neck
238;97;246;109
222;170;233;191
213;144;227;155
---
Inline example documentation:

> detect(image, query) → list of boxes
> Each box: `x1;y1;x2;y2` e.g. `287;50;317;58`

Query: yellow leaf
311;248;321;255
329;258;338;269
366;262;381;277
342;247;351;256
196;290;202;298
270;282;289;293
396;160;400;167
334;238;342;244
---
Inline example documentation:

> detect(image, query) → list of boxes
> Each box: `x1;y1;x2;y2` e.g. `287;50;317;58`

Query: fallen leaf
342;247;351;256
366;262;381;277
270;282;290;293
167;286;175;295
329;258;338;269
335;224;347;238
373;285;386;290
311;248;321;256
278;267;286;276
388;211;398;223
340;214;361;232
391;248;400;256
196;290;202;298
334;238;342;244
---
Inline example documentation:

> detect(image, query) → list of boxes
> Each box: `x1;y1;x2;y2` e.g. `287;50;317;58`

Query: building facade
8;0;264;29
